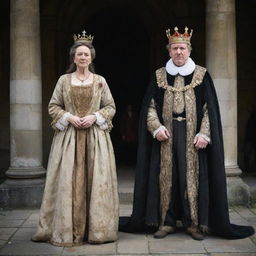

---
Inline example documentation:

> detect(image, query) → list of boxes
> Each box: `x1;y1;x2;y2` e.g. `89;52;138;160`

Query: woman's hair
166;43;192;52
66;41;96;73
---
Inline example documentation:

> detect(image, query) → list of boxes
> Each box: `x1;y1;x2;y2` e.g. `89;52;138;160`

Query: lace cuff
153;125;166;138
95;112;108;130
196;133;211;143
54;112;72;131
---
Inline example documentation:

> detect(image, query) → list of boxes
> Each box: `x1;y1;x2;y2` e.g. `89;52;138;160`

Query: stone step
117;165;135;205
117;165;256;207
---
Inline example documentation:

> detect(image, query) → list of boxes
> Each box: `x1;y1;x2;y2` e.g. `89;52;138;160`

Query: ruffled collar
165;57;196;76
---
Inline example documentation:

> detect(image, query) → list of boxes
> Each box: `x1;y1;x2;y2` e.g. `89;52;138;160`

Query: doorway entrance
85;6;151;165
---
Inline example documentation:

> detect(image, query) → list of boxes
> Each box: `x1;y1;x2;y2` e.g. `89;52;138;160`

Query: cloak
119;68;254;239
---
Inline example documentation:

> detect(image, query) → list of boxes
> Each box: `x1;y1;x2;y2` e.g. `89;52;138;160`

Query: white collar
165;57;196;76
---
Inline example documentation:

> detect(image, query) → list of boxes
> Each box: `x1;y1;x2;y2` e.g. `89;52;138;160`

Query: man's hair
166;43;192;52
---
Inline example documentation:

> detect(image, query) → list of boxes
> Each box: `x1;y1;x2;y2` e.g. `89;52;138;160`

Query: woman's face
73;45;92;70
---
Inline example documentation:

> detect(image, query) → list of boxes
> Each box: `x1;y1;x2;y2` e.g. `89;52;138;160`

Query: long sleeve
95;78;116;131
147;99;164;137
197;103;211;143
48;76;70;130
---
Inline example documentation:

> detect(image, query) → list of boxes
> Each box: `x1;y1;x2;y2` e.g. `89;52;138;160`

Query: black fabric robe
119;69;255;239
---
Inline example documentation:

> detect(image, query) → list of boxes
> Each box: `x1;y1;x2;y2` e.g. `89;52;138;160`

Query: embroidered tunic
147;65;209;229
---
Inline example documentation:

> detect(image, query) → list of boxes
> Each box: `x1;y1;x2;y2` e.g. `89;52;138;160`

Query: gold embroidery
173;76;185;114
185;87;199;227
70;85;93;117
200;104;211;138
155;66;206;91
155;65;207;227
73;129;87;244
159;89;173;226
147;99;162;134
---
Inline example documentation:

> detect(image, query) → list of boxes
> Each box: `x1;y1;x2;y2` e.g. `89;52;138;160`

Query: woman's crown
166;26;193;44
73;30;94;43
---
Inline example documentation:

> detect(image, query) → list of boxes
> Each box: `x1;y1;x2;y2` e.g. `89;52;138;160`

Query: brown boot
153;226;176;239
186;227;205;241
191;231;204;240
153;230;169;239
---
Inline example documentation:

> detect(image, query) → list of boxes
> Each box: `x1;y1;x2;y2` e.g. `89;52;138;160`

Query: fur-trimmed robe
119;66;254;239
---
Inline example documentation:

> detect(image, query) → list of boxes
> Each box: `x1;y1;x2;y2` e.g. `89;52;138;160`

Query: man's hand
80;115;97;128
156;128;170;142
194;135;208;150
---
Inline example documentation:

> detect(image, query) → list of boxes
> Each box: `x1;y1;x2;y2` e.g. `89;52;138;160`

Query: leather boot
191;231;204;240
186;227;205;241
153;226;176;239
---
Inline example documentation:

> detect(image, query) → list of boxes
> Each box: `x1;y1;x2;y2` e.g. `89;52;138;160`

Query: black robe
119;69;255;239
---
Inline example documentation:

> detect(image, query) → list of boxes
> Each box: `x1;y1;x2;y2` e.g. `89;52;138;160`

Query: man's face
169;43;190;67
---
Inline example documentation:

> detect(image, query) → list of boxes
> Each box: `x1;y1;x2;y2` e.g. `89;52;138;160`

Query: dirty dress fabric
32;74;119;246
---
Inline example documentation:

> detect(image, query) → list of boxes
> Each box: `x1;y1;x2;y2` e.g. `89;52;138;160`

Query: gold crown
73;30;94;43
166;26;193;44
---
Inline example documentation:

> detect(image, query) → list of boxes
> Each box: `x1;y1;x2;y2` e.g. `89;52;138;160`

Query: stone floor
0;205;255;256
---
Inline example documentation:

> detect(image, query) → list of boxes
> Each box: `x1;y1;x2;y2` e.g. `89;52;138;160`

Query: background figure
243;105;256;173
119;26;254;241
120;104;138;165
32;31;119;246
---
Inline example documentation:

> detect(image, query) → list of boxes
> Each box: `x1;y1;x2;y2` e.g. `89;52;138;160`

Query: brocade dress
32;73;119;246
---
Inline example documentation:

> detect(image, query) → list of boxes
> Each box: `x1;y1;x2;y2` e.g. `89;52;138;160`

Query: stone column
0;0;46;208
206;0;249;205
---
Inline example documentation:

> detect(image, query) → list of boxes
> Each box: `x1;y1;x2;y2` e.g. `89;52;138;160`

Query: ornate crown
166;26;193;44
73;30;94;43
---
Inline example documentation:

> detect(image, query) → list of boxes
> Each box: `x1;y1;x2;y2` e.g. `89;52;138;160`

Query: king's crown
73;30;94;43
166;26;193;45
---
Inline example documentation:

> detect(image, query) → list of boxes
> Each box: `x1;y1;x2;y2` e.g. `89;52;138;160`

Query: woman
32;32;119;246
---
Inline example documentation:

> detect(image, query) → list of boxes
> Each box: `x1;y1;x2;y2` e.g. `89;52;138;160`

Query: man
119;27;254;240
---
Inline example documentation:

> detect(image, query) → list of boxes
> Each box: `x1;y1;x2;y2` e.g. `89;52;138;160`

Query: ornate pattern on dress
70;85;93;117
32;73;118;246
155;65;206;228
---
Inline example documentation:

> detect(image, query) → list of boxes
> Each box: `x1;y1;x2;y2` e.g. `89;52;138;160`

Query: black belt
173;112;185;118
173;111;186;121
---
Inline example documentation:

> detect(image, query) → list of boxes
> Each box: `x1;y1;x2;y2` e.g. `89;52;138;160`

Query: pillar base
0;177;45;209
0;166;46;209
6;166;46;179
226;166;250;206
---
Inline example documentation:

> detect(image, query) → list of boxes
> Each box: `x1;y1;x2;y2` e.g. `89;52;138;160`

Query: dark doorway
85;6;151;165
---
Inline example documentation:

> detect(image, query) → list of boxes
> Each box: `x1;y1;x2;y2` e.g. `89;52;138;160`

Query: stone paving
0;205;255;256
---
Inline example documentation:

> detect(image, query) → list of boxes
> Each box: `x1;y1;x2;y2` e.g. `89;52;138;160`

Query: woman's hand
80;115;97;128
68;115;83;128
